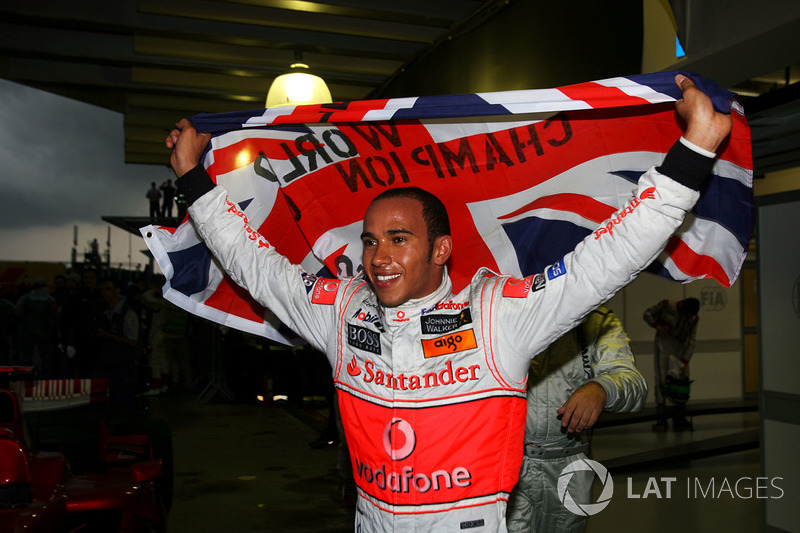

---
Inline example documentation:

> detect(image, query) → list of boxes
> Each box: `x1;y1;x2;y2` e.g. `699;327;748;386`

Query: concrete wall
376;0;643;97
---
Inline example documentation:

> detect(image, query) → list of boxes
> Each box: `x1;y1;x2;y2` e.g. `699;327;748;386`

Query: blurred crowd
0;270;195;402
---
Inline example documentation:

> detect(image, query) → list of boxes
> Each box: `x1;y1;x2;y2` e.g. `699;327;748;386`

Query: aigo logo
383;418;416;460
558;459;614;516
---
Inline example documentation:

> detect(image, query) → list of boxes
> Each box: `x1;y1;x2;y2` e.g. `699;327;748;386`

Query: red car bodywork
0;366;167;532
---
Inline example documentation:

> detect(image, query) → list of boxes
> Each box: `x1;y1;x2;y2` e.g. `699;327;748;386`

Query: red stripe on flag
559;82;653;109
498;193;615;223
208;137;299;177
269;99;394;125
663;237;732;288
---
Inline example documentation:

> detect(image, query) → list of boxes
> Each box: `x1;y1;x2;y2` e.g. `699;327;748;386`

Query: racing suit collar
380;267;452;327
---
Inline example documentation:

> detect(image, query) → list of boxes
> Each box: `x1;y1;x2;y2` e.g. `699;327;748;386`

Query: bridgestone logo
348;324;381;355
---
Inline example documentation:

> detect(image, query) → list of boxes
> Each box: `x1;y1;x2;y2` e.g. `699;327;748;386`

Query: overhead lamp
266;52;332;107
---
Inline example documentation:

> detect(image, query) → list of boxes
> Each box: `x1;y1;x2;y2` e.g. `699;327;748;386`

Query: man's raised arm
162;118;342;353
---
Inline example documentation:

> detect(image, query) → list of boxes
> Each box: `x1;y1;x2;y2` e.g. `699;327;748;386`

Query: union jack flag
142;71;753;344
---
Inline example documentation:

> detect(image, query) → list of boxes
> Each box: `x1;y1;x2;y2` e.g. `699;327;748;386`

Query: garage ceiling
0;0;505;165
2;0;800;170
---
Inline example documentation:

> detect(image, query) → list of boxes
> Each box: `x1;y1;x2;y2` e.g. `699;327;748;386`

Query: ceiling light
266;53;332;108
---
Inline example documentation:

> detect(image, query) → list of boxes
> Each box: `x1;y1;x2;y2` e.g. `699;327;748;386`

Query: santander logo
347;356;361;376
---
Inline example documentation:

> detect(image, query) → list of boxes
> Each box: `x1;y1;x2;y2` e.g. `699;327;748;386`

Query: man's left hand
557;381;607;433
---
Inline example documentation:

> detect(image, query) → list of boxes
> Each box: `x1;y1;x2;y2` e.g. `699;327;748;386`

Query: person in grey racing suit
164;74;732;532
506;305;647;532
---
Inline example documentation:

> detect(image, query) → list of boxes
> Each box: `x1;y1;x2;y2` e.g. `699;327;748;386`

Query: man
506;306;646;533
165;74;730;531
160;179;177;219
95;278;141;419
146;181;162;220
16;277;57;374
643;297;700;431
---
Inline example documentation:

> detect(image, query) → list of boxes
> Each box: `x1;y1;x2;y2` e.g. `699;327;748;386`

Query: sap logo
546;259;566;281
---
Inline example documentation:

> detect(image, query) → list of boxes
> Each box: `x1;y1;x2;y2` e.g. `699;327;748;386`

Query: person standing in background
160;179;177;219
507;306;647;533
146;181;163;220
644;297;700;432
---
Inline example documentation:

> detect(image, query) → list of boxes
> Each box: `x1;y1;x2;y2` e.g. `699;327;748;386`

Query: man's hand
557;381;607;433
674;74;732;154
165;118;211;178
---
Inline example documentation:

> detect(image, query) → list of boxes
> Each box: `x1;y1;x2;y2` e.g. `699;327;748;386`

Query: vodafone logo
383;418;416;461
393;310;409;322
311;278;340;305
354;418;473;495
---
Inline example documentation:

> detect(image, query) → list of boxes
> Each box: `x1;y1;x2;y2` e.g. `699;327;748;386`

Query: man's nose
371;241;391;266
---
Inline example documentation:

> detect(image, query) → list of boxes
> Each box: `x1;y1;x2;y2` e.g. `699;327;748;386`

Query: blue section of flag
502;218;591;276
608;170;643;185
167;243;212;297
392;93;511;120
695;174;754;248
631;71;733;114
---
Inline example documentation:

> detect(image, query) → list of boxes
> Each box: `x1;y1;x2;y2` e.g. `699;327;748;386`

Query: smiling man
361;188;452;308
166;75;731;532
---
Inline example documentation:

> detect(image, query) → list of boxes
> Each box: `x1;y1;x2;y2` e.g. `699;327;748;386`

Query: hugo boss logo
348;324;381;355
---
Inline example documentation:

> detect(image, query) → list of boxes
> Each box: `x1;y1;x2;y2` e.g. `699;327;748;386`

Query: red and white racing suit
180;139;713;532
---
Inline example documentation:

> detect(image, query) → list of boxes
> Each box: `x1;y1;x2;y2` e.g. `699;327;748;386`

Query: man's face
361;197;448;308
99;281;119;305
83;271;97;289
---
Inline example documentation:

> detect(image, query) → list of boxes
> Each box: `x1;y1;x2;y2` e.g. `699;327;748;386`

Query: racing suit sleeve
678;317;698;364
584;307;647;413
176;165;341;352
495;138;716;382
643;299;668;328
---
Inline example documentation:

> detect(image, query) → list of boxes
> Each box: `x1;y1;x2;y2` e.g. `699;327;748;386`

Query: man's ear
432;235;453;266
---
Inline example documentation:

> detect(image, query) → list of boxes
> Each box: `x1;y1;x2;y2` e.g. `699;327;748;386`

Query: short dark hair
680;297;700;316
370;187;451;256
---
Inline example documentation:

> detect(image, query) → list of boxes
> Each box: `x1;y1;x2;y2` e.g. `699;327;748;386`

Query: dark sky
0;78;174;265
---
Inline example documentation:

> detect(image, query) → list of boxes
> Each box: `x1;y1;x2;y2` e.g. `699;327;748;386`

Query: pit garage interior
2;1;800;531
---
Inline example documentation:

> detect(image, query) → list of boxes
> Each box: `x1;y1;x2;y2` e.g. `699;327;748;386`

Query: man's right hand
674;74;732;154
165;118;211;178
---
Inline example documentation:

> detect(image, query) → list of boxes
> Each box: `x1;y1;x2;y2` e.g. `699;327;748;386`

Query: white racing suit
506;306;647;533
180;138;712;532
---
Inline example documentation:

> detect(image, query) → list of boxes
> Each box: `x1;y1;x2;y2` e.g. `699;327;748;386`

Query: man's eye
363;239;376;246
393;236;406;243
